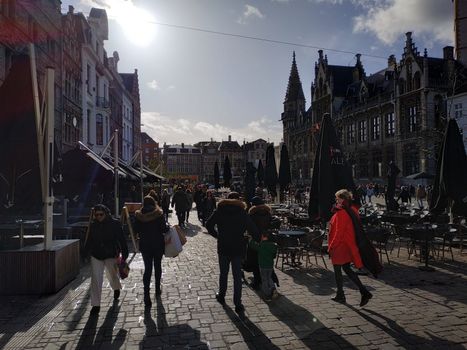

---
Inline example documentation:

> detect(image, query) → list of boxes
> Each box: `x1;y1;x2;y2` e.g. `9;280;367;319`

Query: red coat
328;206;363;268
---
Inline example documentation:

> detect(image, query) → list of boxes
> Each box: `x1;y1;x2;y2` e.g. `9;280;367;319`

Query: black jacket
85;217;128;260
134;205;169;256
248;204;272;242
171;189;190;212
206;199;259;257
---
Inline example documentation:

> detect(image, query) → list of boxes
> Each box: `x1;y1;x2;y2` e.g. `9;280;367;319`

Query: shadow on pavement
223;304;281;349
183;222;205;237
282;266;336;296
76;300;126;349
268;294;357;349
348;305;466;349
140;296;209;349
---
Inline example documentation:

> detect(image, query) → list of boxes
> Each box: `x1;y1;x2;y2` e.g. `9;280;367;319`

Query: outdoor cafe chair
432;224;457;261
274;233;303;270
389;224;413;258
300;232;327;269
366;224;391;264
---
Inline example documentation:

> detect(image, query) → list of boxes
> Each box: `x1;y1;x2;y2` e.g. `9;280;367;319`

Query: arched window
96;114;103;145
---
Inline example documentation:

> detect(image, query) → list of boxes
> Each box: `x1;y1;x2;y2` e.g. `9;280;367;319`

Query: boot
331;291;346;304
360;290;373;307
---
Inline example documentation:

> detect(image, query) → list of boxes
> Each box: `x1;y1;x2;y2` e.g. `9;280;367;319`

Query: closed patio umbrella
308;113;355;222
430;118;467;216
264;144;278;198
278;144;292;193
214;161;220;189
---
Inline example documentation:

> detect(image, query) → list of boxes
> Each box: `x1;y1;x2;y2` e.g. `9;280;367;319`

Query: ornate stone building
305;33;459;181
281;52;313;184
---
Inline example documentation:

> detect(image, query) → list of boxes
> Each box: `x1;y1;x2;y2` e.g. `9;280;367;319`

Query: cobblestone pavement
1;212;467;349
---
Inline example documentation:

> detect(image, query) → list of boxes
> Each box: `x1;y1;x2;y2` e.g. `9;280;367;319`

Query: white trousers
90;257;122;306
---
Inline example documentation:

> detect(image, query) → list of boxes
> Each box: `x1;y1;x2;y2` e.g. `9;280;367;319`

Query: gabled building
141;132;161;167
120;70;141;160
242;138;267;167
195;140;221;183
219;136;244;181
281;52;313;183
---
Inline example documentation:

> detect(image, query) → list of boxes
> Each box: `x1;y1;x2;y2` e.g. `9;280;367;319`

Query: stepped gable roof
219;140;242;151
284;52;305;103
119;73;135;92
327;65;354;96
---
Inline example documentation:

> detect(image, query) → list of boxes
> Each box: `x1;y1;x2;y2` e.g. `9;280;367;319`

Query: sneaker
360;291;373;307
234;304;245;314
114;290;120;300
215;293;225;305
271;290;280;299
90;306;100;315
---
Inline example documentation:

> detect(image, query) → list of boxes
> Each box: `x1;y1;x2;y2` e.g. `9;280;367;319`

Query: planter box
0;239;80;295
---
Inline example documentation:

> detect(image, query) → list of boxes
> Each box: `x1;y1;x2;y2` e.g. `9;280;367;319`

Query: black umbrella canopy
257;159;264;186
278;144;292;191
308;113;355;222
223;156;232;187
214;161;220;189
264;144;278;197
0;55;42;213
430;118;467;215
244;162;256;204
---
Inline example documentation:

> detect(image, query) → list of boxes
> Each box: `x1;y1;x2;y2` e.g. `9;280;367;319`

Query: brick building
141;132;161;167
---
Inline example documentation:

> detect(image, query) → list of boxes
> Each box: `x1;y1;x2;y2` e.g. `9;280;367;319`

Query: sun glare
111;2;156;47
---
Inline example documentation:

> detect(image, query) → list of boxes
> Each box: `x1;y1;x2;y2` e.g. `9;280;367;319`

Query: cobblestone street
1;212;467;349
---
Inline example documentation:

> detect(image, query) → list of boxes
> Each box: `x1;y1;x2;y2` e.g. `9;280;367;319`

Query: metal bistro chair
389;224;412;258
274;234;302;270
366;225;391;264
432;224;456;261
300;231;327;269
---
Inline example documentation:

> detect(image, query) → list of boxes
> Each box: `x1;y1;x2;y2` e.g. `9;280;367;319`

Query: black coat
171;189;190;212
248;204;272;241
134;206;169;256
85;217;128;260
206;199;259;257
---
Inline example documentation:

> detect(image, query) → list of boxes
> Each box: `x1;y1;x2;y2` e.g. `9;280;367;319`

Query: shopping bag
174;225;187;246
164;226;183;257
117;255;130;279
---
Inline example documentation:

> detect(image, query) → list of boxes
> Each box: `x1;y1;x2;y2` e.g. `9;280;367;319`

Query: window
346;124;355;144
371;116;380;140
358;120;367;143
408;106;417;133
96;114;103;145
455;103;463;119
386;113;395;137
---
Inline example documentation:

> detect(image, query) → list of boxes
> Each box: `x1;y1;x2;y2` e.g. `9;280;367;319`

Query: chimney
443;46;454;60
210;137;213;142
68;5;74;14
228;135;232;142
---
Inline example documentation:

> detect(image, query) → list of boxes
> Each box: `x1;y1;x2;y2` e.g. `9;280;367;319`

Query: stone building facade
242;138;267;167
194;140;221;184
219;136;244;181
162;143;202;180
141;132;161;166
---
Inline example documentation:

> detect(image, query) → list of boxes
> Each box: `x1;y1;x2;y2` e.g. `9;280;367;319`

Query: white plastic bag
164;226;183;257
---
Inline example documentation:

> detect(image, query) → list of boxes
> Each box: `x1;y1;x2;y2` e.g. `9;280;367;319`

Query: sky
61;0;455;146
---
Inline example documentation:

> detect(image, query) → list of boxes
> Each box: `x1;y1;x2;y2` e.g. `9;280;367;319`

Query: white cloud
353;0;453;46
141;112;282;145
167;85;176;91
147;80;160;90
237;5;265;24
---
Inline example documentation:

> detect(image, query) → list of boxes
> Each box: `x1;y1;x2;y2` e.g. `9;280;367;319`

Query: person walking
193;185;206;222
202;190;217;225
85;204;128;315
397;186;411;205
185;188;194;224
328;189;372;307
171;186;189;227
161;189;171;222
248;232;278;301
134;196;169;307
206;192;259;314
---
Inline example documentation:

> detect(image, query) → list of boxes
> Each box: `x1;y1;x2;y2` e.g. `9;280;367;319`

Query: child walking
249;232;278;301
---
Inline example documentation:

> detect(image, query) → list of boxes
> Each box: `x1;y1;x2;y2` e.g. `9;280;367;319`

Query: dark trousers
333;263;366;295
186;210;190;222
142;251;163;294
176;210;186;226
218;255;243;307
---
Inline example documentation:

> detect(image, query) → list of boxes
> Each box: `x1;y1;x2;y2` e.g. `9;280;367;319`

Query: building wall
448;92;467;152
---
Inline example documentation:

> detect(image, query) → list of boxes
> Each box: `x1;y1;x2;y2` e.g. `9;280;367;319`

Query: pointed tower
281;52;306;154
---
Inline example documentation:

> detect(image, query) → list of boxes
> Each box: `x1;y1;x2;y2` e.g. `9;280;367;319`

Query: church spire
284;51;305;103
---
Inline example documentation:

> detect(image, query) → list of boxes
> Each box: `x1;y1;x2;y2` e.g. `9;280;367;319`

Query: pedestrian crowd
84;182;379;317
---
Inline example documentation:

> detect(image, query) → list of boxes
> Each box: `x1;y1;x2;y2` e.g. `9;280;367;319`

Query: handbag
164;226;183;257
117;255;130;279
174;225;187;246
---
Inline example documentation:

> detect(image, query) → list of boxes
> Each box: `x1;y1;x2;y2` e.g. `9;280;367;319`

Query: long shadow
183;222;204;237
282;266;337;296
0;271;90;349
267;294;357;349
140;296;208;349
223;304;281;349
75;313;99;350
347;305;466;349
376;260;467;305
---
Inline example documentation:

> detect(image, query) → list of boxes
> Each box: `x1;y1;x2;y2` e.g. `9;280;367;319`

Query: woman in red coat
328;189;372;306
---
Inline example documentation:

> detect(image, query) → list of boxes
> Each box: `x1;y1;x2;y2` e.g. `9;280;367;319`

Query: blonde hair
335;189;353;202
